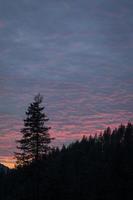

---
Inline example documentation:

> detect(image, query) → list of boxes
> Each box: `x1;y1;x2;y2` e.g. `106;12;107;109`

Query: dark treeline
0;123;133;200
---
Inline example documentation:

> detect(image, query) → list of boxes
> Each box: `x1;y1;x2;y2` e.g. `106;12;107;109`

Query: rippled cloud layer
0;0;133;167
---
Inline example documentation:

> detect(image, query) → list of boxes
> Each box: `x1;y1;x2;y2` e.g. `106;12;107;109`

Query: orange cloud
0;156;15;169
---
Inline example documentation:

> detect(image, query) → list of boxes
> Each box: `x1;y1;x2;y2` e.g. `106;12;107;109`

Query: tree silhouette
2;122;133;200
15;94;52;167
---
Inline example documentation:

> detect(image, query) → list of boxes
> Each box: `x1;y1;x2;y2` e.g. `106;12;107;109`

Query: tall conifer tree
15;94;52;167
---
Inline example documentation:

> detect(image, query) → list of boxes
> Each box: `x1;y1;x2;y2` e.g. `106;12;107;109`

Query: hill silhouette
0;123;133;200
0;163;9;174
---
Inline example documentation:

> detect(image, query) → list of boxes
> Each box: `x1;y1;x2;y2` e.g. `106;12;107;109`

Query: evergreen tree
15;94;52;167
2;123;133;200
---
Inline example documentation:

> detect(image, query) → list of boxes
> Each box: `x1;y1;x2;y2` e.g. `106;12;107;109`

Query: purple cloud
0;0;133;167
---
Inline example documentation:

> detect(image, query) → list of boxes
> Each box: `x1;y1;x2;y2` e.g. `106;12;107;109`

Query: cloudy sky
0;0;133;167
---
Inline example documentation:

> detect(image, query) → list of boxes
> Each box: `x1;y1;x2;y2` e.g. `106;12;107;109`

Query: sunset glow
0;0;133;168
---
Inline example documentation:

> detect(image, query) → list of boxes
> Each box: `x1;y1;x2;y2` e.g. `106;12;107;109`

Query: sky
0;0;133;168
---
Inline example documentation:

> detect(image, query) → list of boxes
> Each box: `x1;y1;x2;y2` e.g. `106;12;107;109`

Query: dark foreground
0;123;133;200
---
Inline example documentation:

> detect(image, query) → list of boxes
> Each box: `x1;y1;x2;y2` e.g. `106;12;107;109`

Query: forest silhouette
0;123;133;200
0;95;133;200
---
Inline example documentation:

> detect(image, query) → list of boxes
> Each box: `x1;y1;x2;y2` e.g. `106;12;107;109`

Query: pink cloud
0;20;6;28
